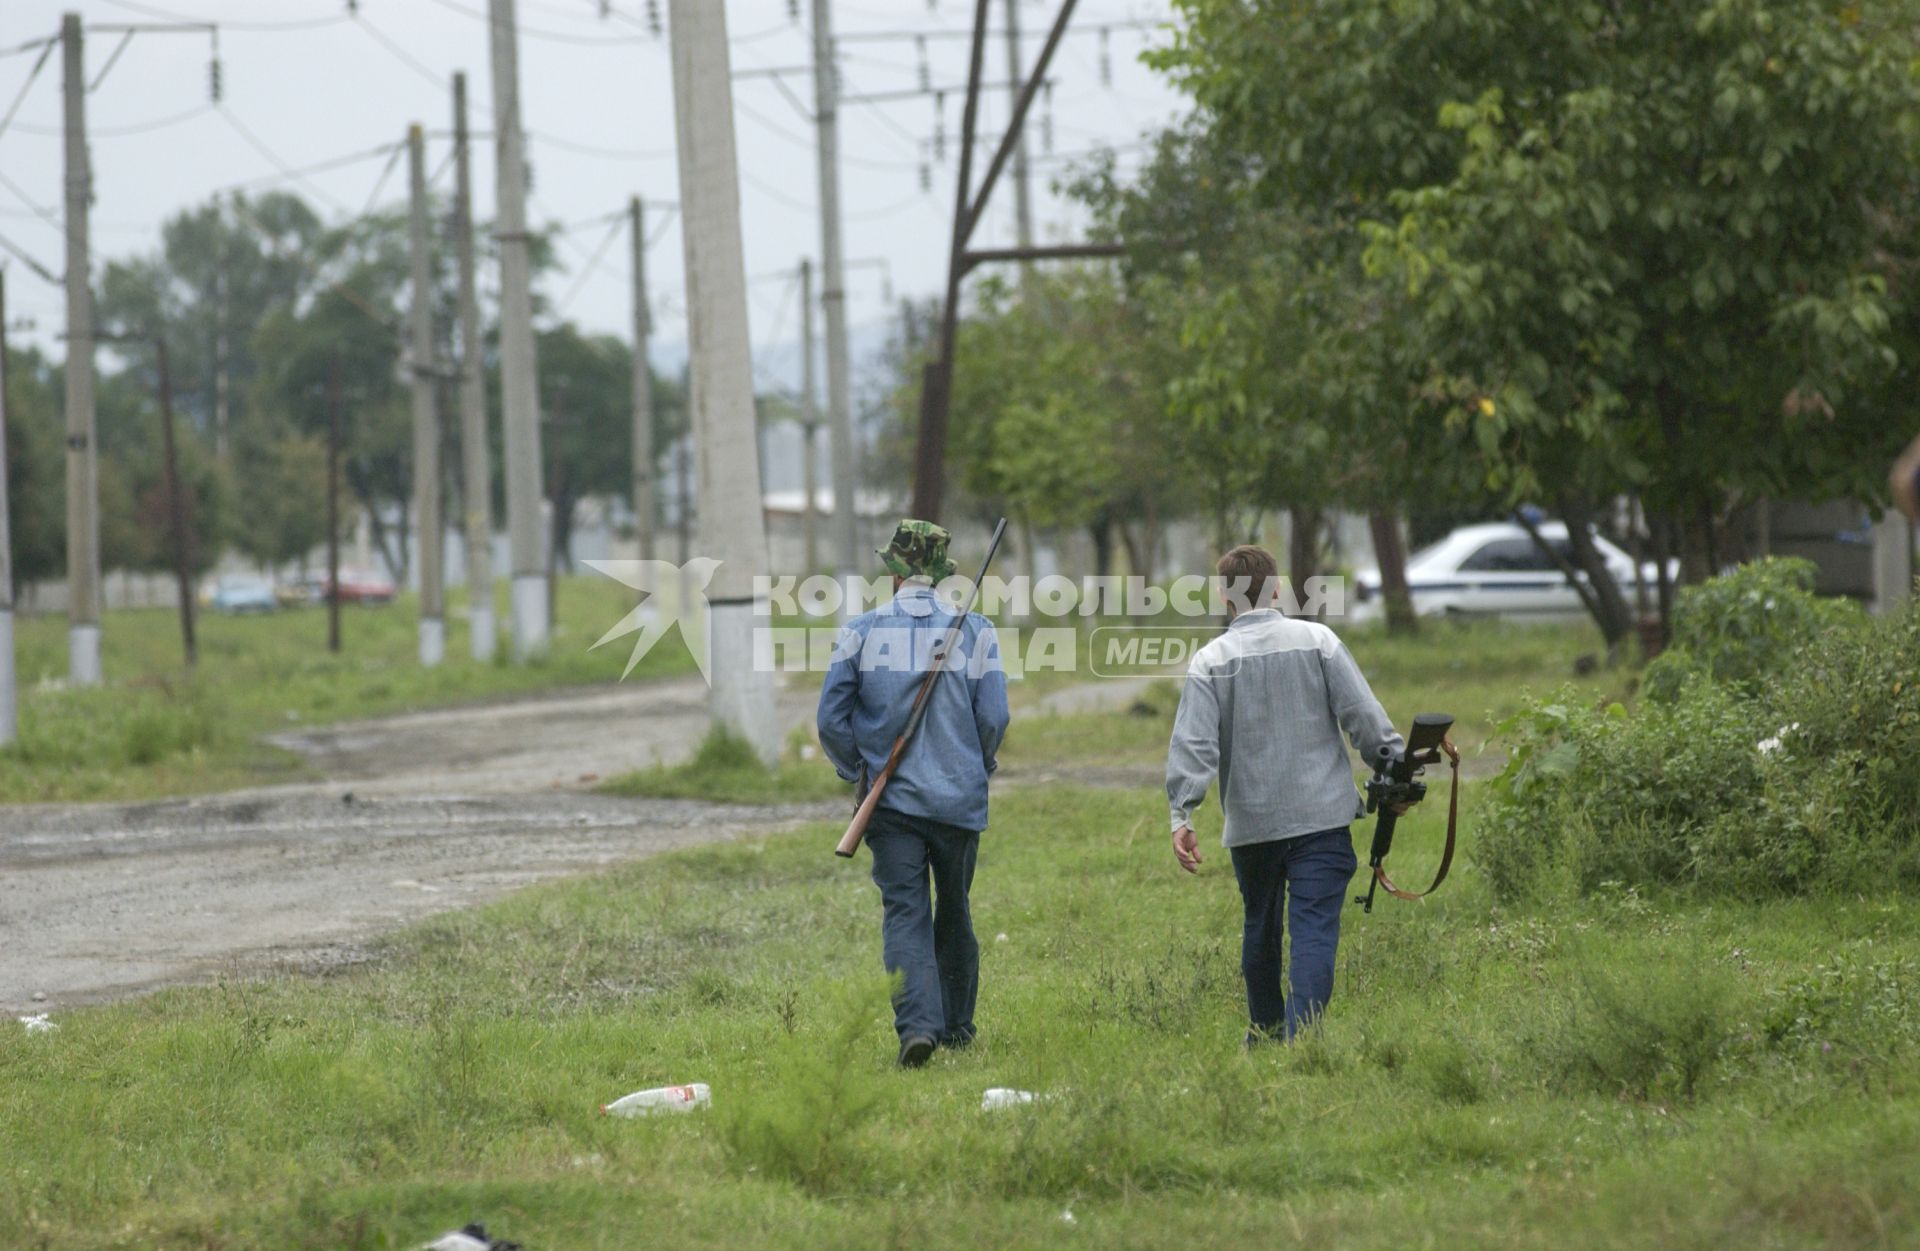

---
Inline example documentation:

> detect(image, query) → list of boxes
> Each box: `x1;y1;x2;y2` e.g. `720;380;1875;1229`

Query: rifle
833;517;1009;859
1354;712;1459;913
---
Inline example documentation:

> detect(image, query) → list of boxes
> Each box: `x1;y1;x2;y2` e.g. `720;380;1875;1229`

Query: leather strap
1372;751;1458;902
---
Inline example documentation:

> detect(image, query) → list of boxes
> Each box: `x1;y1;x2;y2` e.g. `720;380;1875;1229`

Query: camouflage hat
878;518;957;582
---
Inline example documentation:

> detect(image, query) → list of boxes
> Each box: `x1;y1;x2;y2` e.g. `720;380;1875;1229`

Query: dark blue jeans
1229;826;1357;1041
866;806;980;1045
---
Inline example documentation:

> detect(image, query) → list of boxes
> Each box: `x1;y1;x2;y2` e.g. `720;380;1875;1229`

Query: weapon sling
1368;748;1459;902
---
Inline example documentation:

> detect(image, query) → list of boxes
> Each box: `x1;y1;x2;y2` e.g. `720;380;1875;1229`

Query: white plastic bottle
603;1082;711;1117
980;1087;1039;1111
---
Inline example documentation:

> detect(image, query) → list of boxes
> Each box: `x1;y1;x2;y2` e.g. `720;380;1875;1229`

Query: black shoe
897;1035;936;1068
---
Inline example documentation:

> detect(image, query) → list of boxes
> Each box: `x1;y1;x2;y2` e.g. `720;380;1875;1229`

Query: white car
1345;521;1663;623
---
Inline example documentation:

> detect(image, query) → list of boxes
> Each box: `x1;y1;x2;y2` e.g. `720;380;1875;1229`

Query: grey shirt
1166;609;1403;847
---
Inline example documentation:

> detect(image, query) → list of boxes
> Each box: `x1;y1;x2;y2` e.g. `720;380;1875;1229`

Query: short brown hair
1216;544;1281;614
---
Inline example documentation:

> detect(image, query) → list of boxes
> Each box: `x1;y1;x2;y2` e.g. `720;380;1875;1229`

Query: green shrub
1479;579;1919;900
1537;959;1741;1102
1642;557;1858;702
718;978;896;1194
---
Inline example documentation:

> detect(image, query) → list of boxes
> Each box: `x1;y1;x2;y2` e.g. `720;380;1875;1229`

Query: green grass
601;727;850;805
3;783;1916;1248
0;575;693;802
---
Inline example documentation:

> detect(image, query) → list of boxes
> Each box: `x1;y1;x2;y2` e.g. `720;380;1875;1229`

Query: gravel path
0;677;826;1016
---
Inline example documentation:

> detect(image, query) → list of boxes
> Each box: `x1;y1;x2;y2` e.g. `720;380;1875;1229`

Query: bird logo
584;557;722;683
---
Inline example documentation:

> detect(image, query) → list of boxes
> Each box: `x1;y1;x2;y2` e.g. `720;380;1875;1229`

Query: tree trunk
1679;496;1714;585
1652;510;1676;643
1366;509;1417;635
1514;499;1631;655
1288;506;1324;622
1089;509;1114;578
1557;492;1634;657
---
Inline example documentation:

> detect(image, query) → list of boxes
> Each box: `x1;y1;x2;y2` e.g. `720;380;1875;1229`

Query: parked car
1346;521;1671;623
276;574;328;609
208;575;278;616
328;569;397;605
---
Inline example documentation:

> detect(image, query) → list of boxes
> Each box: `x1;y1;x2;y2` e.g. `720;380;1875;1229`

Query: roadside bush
1641;557;1858;703
1479;575;1918;899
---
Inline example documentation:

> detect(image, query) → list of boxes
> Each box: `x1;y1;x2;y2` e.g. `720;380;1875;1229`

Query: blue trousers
866;806;980;1045
1229;827;1357;1041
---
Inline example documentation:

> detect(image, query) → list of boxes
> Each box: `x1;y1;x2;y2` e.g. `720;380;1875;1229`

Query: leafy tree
1157;0;1920;648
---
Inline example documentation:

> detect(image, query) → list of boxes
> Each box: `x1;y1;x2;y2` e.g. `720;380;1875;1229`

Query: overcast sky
2;0;1186;384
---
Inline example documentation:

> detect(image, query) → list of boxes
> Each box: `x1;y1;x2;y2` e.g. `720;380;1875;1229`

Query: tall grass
3;784;1916;1248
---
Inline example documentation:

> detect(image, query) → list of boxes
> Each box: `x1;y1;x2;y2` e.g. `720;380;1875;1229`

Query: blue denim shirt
816;583;1010;832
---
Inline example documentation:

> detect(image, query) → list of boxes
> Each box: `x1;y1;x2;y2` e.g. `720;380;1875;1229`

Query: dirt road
0;678;826;1017
0;672;1194;1017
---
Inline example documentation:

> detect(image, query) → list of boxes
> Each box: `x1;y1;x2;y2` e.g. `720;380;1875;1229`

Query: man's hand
1441;735;1460;766
1172;825;1203;874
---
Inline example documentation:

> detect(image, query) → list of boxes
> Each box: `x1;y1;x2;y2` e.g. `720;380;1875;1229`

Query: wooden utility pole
154;336;196;668
908;0;1122;521
630;195;657;561
669;0;778;761
451;71;496;661
62;12;101;684
406;122;444;666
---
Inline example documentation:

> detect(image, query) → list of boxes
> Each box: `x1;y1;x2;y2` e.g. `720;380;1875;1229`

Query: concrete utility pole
1002;0;1035;255
62;13;101;685
0;268;16;746
668;0;779;762
487;0;549;660
799;257;820;573
810;0;859;583
407;123;444;666
629;195;657;562
452;72;496;662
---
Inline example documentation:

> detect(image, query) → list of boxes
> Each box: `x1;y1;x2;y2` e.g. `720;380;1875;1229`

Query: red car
327;569;397;605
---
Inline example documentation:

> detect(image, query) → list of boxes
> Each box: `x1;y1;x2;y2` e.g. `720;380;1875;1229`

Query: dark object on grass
898;1035;936;1069
1573;653;1600;676
1355;713;1458;914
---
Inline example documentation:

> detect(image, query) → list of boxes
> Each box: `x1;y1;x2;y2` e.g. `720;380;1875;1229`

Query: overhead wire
100;0;350;33
350;10;448;91
418;0;656;46
0;39;56;145
216;105;351;213
553;211;625;315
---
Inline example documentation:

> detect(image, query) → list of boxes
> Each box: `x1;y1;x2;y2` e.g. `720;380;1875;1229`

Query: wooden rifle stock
833;518;1008;858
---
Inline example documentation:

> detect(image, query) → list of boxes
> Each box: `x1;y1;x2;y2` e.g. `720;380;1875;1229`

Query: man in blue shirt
817;520;1010;1067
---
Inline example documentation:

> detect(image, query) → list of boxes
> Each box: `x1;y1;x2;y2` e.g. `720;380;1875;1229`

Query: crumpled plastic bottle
603;1082;711;1117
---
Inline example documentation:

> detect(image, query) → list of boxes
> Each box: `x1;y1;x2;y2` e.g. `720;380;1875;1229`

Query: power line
0;231;60;285
528;129;674;160
350;10;446;90
418;0;656;46
100;0;349;33
7;103;214;139
216;105;351;213
0;38;56;145
553;212;625;315
213;140;401;197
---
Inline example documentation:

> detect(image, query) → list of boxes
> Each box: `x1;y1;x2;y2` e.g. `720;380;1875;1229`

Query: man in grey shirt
1167;544;1429;1042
